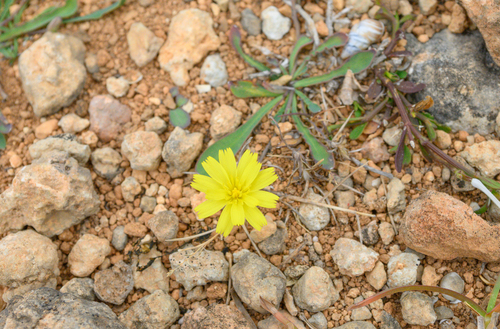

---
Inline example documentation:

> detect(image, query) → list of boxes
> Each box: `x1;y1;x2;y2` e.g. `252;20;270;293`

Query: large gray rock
0;287;126;329
407;29;500;134
29;134;91;165
0;151;100;237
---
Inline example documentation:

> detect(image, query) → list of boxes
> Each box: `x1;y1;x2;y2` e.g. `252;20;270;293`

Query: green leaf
0;0;15;21
487;274;500;314
292;61;309;79
291;97;334;169
479;177;500;191
175;95;188;107
169;108;191;129
474;204;488;215
349;123;367;140
229;81;282;98
294;90;321;113
63;0;125;23
403;145;411;165
274;93;291;122
0;133;5;149
229;25;270;72
0;0;78;43
399;14;415;25
312;33;348;55
293;50;375;88
395;70;408;79
436;123;452;133
289;36;312;72
195;96;284;175
425;122;436;141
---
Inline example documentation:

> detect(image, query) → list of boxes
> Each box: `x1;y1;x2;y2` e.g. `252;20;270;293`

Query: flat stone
91;147;122;180
162;127;203;178
292;266;339;312
181;304;254;329
88;95;132;143
330;238;379;277
68;234;111;277
60;278;95;301
94;261;134;305
127;22;164;67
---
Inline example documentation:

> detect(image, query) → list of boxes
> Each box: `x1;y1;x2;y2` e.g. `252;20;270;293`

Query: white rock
382;126;402;147
459;140;500;178
387;178;406;214
292;266;339;312
200;54;228;87
387;253;420;288
127;22;164;67
68;234;111;277
58;113;90;134
210;105;242;140
330;238;379;277
298;190;330;231
133;248;169;293
261;6;291;40
195;84;211;93
106;76;129;98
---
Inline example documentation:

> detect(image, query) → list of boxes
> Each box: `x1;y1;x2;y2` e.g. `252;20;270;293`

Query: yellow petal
218;148;237;183
243;204;268;231
242;193;259;207
231;200;245;226
194;199;227;219
240;154;261;188
248;190;279;208
202;156;231;187
249;167;278;191
236;150;258;181
191;174;223;194
217;205;233;237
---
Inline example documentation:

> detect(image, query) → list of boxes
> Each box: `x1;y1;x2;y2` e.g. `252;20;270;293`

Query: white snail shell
340;19;385;59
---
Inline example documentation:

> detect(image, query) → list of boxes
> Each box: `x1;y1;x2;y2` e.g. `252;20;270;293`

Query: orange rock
35;119;58;139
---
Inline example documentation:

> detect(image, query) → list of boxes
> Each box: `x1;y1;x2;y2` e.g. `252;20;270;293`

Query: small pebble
440;272;465;302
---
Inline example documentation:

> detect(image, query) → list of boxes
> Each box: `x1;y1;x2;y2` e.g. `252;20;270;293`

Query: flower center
231;188;241;199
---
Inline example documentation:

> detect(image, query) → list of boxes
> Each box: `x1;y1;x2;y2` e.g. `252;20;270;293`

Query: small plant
195;24;376;175
0;111;11;149
168;87;191;128
349;272;500;328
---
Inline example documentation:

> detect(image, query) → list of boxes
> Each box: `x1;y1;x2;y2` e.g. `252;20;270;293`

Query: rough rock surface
158;9;220;86
181;304;254;329
386;178;406;214
127;22;164;67
231;252;286;314
89;95;132;142
298;190;330;231
162;127;203;178
133;248;169;293
106;77;129;98
401;190;500;262
0;230;59;302
169;245;229;291
119;290;179;329
0;151;100;237
60;278;95;301
58;113;89;134
147;210;179;243
121;177;142;202
331;238;379;276
292;266;339;312
261;6;291;40
387;253;420;288
407;30;500;134
0;288;126;329
19;32;86;117
200;54;228;87
209;105;242;140
29;134;91;165
68;234;111;277
91;147;122;180
94;261;134;305
121;131;163;171
335;322;376;329
400;291;437;326
459;140;500;178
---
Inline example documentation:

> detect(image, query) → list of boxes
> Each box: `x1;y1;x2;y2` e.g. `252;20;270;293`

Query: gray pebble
111;226;128;251
140;196;157;213
435;305;454;320
440;272;465;302
60;278;96;301
309;312;327;329
241;8;261;36
94;261;134;305
400;291;437;326
380;310;402;329
258;221;287;255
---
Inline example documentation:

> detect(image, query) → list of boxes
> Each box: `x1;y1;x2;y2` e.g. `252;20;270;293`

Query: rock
335;322;376;329
231;252;286;314
298;190;330;231
448;4;467;33
435;306;454;320
94;261;134;305
363;189;386;212
345;0;372;14
169;245;229;291
162;127;203;178
461;0;500;66
460;140;500;178
309;313;328;329
366;261;387;290
440;272;465;302
112;226;128;251
140;196;157;213
127;22;164;67
35;119;59;139
418;0;437;15
0;288;126;329
401;190;500;262
0;151;100;237
89;95;132;142
378;222;395;245
68;234;111;277
0;230;59;302
209;105;242;140
400;291;437;326
380;311;402;329
138;0;153;6
382;126;402;147
261;6;291;40
258;221;287;255
145;117;167;134
58;113;89;134
85;53;99;73
387;253;420;288
186;286;206;301
121;177;142;202
91;147;122;180
119;290;179;329
19;32;86;117
386;178;406;214
60;278;95;301
361;137;390;163
147;210;179;242
257;315;293;329
398;0;413;15
133;248;170;294
407;30;500;134
121;131;163;171
335;190;356;209
330;238;379;277
181;304;254;329
249;216;277;243
158;9;220;86
241;8;262;36
422;265;442;286
351;297;372;321
360;222;379;245
124;222;148;238
292;266;339;312
106;76;129;98
435;130;452;149
200;54;228;88
29;134;91;165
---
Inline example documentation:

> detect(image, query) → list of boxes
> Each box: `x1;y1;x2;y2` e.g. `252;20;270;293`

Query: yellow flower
192;148;279;236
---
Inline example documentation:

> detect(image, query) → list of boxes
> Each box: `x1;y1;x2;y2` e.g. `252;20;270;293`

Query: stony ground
0;0;499;328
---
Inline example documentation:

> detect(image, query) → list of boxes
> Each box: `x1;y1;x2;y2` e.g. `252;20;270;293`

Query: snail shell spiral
340;19;385;59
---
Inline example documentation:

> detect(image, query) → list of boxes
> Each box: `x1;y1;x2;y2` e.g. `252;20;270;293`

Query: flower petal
249;167;278;191
247;190;279;208
191;174;223;194
242;193;259;208
218;148;237;184
194;199;227;219
231;200;245;226
217;205;233;237
243;204;268;231
202;156;231;187
240;155;261;188
236;150;258;181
